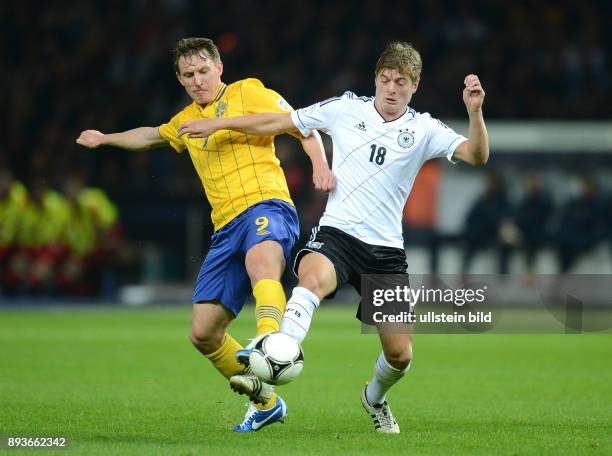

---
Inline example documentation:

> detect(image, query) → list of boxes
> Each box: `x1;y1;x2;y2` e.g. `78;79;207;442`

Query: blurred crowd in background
2;165;611;298
404;168;612;276
0;172;136;297
1;0;611;298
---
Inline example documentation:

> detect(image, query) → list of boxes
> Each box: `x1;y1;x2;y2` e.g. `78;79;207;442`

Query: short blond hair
375;41;422;82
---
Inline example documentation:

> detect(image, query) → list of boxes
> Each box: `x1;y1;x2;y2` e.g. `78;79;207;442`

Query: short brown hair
375;41;422;82
173;37;221;73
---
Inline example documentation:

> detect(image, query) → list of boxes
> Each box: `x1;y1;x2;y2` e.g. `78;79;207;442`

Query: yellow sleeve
239;79;300;138
159;110;188;153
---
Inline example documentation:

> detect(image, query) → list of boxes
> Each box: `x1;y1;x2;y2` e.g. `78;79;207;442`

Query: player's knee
245;241;284;283
384;346;412;371
190;325;224;354
248;263;280;283
298;272;329;300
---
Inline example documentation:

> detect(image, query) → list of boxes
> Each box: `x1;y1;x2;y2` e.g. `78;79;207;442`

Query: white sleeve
425;116;467;163
290;94;346;137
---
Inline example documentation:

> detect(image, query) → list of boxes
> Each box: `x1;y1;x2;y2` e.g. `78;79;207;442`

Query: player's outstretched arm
76;127;167;151
452;74;489;166
300;130;336;192
177;113;295;139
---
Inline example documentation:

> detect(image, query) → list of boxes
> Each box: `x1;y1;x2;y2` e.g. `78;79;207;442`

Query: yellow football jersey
159;78;295;231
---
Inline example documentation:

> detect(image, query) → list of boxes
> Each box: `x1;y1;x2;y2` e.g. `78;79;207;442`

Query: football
249;332;304;385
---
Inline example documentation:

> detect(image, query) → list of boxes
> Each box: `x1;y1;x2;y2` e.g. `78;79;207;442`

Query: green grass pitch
1;305;611;455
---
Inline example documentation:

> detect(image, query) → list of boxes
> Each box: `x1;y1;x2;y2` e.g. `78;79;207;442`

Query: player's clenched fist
462;74;485;113
312;164;336;192
76;130;105;148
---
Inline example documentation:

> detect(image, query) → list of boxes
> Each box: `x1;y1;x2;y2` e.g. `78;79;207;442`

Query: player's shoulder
229;77;266;93
342;91;374;103
410;109;432;121
170;102;199;123
411;110;456;135
314;91;372;111
412;110;441;126
336;91;373;105
236;77;265;87
230;78;293;111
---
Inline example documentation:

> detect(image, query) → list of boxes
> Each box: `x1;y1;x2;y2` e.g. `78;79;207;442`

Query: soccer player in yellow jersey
76;37;335;432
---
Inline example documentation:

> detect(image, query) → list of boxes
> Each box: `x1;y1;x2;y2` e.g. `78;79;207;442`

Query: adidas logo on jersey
354;121;367;132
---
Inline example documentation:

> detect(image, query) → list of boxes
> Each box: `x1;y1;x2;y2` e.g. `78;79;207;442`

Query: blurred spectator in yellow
6;181;68;295
1;174;126;297
56;176;124;295
0;171;28;293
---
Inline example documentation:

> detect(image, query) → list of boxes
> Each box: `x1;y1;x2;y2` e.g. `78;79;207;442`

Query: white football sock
280;286;320;343
365;352;411;405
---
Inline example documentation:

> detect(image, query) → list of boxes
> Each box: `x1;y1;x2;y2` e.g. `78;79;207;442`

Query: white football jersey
291;91;467;248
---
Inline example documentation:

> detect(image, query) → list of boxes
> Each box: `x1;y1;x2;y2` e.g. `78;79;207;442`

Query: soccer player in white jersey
178;41;489;434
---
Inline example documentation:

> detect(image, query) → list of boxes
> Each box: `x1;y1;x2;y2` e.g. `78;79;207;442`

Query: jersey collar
196;82;228;112
211;82;228;103
370;98;415;125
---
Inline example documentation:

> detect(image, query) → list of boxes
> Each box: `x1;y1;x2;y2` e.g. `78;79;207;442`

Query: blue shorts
193;199;299;316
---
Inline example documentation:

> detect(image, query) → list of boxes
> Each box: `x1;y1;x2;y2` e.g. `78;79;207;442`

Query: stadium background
1;1;611;454
2;0;611;298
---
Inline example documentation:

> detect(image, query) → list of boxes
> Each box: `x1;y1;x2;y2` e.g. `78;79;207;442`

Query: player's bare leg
190;301;274;408
235;240;286;363
296;252;337;300
234;240;287;364
377;324;413;371
280;252;337;343
361;324;413;434
245;240;285;285
244;240;287;338
232;241;286;410
190;302;235;356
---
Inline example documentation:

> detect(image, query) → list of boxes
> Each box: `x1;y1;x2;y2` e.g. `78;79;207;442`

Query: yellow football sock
254;393;278;411
253;279;286;337
204;333;248;378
